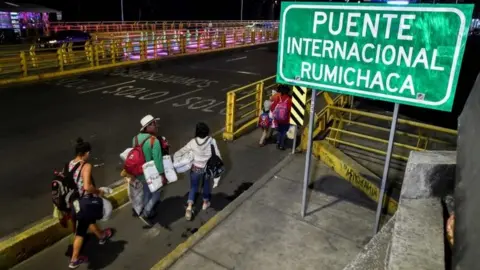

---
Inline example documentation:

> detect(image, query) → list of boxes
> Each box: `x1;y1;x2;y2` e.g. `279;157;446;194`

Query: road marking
154;88;204;104
189;66;260;76
78;80;136;94
226;56;247;62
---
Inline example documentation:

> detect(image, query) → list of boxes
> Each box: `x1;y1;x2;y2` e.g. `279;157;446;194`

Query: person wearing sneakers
68;138;113;269
132;114;167;227
178;122;222;220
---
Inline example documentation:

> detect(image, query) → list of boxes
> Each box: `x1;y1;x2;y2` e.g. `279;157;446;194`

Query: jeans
277;123;290;148
142;182;161;217
188;170;211;204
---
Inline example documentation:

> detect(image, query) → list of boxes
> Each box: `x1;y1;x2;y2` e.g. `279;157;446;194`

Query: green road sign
276;3;473;112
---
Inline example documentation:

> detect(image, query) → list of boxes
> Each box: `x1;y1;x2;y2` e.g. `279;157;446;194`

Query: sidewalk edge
150;153;294;270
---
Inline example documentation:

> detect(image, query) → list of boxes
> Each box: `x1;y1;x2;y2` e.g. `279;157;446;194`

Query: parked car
36;30;92;49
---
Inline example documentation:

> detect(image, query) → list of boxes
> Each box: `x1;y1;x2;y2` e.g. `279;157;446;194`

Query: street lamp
121;0;124;21
240;0;243;21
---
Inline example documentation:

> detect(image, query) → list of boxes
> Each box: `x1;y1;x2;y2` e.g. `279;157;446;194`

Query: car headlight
48;40;57;44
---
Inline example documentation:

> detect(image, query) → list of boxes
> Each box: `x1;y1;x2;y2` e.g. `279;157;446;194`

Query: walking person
177;122;222;220
258;99;273;146
132;114;167;227
271;85;292;150
68;138;113;269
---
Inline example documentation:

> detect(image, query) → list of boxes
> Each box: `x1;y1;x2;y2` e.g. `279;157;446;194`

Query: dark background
25;0;480;22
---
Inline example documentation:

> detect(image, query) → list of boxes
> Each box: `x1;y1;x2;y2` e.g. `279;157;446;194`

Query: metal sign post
301;89;317;218
374;103;400;234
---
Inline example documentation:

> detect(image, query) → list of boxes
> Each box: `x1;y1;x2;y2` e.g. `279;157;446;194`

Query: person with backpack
271;85;293;150
176;122;222;221
258;99;273;146
126;114;167;227
67;138;113;269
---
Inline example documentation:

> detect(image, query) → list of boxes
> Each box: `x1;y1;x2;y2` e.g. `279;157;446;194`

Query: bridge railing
0;28;278;85
300;102;458;161
223;76;321;141
47;20;279;33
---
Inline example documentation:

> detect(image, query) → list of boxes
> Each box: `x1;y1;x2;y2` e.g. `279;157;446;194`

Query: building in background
0;1;61;41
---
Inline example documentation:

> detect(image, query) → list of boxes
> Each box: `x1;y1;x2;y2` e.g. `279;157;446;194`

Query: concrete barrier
388;151;455;270
0;184;128;270
454;73;480;270
312;140;398;215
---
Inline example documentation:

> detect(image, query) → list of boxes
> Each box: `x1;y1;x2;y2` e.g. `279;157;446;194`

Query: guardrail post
166;35;172;55
29;45;38;68
140;40;146;60
94;44;100;66
153;37;159;58
180;35;186;54
20;51;28;76
223;91;236;141
67;43;74;64
256;82;264;117
111;41;117;64
57;48;64;72
221;32;227;48
196;35;201;52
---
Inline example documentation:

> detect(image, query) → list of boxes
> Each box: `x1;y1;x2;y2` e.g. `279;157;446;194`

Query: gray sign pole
374;102;400;234
301;89;317;218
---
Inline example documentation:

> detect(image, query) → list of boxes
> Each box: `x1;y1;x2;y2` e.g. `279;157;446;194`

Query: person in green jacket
133;114;166;227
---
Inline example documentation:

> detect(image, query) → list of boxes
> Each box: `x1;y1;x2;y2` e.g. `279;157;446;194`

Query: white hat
140;114;159;131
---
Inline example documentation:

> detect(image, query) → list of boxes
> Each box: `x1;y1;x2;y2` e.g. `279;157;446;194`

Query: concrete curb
150;154;294;270
0;41;277;87
0;184;128;270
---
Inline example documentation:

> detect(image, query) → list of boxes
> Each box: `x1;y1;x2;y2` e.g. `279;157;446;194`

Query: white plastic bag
287;125;296;140
120;148;133;161
142;160;164;192
101;198;113;221
128;179;144;216
163;155;178;183
173;149;193;173
213;177;221;188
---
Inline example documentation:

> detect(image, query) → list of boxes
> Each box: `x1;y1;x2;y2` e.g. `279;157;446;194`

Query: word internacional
276;3;473;111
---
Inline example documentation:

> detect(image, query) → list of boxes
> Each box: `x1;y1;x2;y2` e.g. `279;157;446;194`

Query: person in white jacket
180;122;222;220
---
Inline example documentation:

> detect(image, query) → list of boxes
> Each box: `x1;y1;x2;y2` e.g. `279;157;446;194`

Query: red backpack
124;136;155;176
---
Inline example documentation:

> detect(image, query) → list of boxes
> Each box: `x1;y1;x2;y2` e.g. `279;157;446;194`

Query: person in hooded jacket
178;122;222;220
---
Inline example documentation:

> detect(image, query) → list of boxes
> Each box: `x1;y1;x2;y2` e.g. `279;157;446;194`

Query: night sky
21;0;480;22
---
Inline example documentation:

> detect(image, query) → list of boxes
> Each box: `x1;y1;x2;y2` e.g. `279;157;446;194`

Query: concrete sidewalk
166;154;378;270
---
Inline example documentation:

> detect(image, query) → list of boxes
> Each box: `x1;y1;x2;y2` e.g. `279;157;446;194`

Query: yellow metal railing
222;76;324;141
223;76;276;141
323;106;457;161
300;101;457;161
0;28;278;85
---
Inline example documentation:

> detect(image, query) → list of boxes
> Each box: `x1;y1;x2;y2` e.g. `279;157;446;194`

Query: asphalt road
0;46;277;238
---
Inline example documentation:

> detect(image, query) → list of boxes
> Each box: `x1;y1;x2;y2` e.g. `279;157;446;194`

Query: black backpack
206;139;225;178
52;162;83;212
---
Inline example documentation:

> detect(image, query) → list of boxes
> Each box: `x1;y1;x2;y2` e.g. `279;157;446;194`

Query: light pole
121;0;124;21
240;0;243;21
